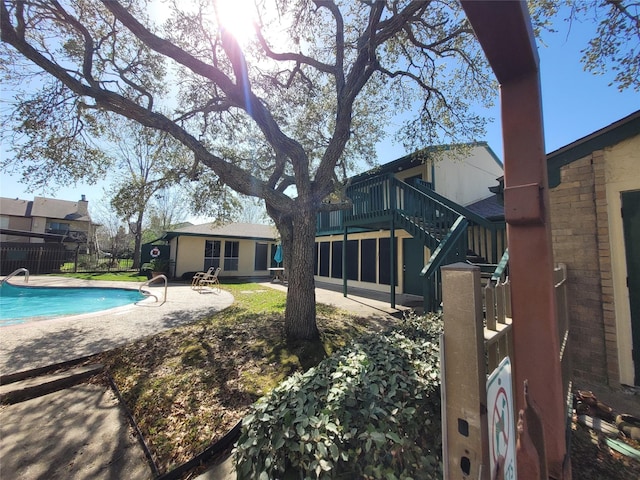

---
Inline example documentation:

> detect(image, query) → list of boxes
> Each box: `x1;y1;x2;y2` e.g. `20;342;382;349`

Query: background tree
105;119;194;268
143;186;192;243
91;201;135;262
530;0;639;92
233;195;271;225
1;0;495;341
180;170;243;227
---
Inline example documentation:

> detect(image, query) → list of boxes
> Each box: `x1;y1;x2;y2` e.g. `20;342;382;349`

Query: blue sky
1;7;638;205
378;10;639;163
487;11;638;160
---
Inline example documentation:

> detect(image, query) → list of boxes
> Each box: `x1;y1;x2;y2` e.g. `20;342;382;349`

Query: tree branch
101;0;311;193
313;0;387;197
313;0;345;93
49;0;99;87
1;1;295;211
607;0;640;27
255;28;336;75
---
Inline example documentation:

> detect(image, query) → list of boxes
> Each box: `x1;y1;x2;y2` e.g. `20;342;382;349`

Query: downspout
343;227;348;297
390;217;396;309
174;236;179;279
390;177;396;308
431;162;436;191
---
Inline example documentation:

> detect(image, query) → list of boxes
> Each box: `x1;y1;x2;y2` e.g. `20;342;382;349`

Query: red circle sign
491;386;510;464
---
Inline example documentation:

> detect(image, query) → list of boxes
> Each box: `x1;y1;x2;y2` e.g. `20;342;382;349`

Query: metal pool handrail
1;268;29;286
138;274;167;305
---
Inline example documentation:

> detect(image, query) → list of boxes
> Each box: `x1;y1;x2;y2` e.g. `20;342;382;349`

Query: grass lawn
93;282;385;475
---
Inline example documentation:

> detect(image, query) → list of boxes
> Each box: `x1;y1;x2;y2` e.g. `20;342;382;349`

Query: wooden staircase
346;175;506;311
319;173;507;312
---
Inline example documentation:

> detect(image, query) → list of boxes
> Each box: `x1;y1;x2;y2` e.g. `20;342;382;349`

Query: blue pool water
0;283;145;326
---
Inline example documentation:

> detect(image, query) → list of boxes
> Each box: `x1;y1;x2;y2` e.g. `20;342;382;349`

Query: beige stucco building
165;144;505;305
164;223;279;279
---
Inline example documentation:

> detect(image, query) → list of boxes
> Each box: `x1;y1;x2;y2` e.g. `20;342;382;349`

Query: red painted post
460;2;570;478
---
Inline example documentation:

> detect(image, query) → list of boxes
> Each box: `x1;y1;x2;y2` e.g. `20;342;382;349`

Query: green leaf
329;443;340;461
386;432;402;443
274;435;285;449
325;422;339;434
317;441;328;457
370;431;386;444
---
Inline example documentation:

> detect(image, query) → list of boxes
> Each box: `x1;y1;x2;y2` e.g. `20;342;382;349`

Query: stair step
0;364;104;404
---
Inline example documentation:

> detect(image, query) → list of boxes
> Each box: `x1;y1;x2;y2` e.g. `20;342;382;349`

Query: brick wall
549;152;617;385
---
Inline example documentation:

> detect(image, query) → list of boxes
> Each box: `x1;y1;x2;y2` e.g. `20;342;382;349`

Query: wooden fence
440;262;569;479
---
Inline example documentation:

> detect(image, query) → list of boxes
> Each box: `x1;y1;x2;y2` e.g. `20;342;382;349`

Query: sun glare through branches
214;0;258;46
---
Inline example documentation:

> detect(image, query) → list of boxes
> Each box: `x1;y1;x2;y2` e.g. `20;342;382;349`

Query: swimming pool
0;283;145;326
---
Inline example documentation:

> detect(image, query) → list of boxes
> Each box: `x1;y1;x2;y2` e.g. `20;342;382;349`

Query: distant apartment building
0;195;98;274
0;195;95;246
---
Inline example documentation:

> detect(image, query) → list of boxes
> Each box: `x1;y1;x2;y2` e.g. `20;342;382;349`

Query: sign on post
487;356;517;480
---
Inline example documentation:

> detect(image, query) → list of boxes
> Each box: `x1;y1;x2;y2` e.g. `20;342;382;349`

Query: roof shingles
168;222;278;240
30;196;90;222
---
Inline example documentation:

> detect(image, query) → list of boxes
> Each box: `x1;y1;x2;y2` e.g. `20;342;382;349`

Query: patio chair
191;267;215;290
196;267;222;293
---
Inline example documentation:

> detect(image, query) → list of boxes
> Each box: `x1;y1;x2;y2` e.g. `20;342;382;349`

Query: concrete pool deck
0;275;235;375
1;275;235;480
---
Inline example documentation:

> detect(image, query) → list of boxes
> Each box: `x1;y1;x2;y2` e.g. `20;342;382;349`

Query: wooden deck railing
440;262;569;479
484;277;513;374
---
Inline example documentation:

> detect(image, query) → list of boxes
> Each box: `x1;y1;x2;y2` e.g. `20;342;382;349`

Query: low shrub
234;312;443;480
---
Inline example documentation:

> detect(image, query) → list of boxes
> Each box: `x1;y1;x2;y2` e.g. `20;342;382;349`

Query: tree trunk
132;213;144;270
276;209;320;341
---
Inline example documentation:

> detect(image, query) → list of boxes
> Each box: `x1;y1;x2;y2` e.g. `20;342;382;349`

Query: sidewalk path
263;280;420;324
1;383;154;480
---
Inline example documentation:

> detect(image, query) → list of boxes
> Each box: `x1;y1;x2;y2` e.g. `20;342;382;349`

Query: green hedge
234;313;443;479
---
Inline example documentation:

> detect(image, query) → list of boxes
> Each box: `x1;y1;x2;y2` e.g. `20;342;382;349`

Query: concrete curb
0;363;104;404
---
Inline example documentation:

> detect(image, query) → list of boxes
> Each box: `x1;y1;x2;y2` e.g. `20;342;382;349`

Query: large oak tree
1;0;494;340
